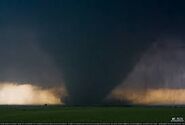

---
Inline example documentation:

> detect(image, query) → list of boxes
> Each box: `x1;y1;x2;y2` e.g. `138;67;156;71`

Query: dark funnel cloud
1;0;185;105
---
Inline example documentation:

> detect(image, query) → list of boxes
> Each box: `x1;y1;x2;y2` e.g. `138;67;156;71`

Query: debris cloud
109;37;185;105
0;82;67;105
110;88;185;105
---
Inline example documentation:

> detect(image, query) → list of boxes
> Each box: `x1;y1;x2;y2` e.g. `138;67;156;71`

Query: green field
0;105;184;123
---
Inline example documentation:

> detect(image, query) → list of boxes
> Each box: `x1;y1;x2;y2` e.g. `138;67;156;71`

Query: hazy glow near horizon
110;88;185;105
0;83;65;105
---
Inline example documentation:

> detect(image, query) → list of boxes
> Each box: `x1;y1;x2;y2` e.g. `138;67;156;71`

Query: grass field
0;105;184;123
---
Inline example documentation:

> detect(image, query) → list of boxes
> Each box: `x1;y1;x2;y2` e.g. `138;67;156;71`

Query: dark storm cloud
1;0;185;105
0;26;64;88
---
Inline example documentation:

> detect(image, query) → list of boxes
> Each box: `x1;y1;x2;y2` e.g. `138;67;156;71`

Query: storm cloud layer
1;0;185;105
0;27;64;86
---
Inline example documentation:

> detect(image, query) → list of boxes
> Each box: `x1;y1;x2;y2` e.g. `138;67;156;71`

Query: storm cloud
1;0;185;105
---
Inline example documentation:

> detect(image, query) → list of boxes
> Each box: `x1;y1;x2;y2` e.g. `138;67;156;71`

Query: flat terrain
0;105;184;123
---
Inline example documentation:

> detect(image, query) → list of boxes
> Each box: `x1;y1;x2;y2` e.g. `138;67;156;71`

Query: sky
0;0;185;105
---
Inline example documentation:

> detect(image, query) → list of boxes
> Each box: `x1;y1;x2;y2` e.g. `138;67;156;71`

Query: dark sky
0;0;185;105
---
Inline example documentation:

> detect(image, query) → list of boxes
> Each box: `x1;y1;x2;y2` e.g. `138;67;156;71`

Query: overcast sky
1;0;185;105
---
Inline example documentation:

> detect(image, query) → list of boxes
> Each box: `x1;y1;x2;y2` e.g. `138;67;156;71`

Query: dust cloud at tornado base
0;28;67;105
0;83;66;105
108;37;185;105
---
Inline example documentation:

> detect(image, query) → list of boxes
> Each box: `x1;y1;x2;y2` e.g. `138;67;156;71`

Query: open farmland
0;105;184;123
